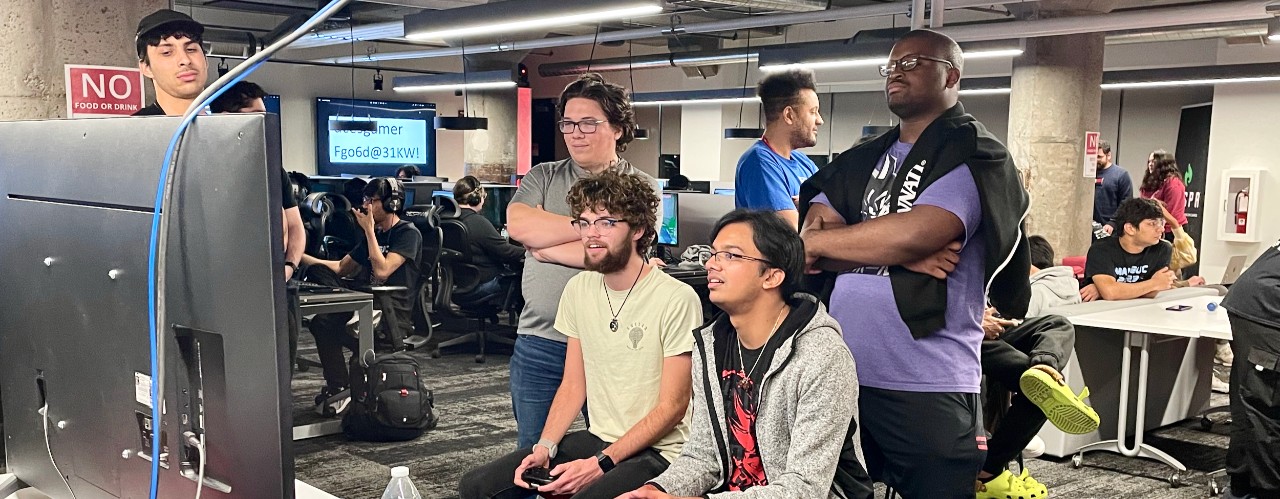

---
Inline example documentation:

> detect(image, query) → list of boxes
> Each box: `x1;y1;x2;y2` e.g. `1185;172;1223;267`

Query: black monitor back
0;114;293;498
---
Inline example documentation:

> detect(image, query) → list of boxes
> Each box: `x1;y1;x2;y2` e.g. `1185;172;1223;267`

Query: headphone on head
380;177;406;213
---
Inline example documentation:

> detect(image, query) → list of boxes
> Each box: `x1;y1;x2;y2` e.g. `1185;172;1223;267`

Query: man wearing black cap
133;10;208;117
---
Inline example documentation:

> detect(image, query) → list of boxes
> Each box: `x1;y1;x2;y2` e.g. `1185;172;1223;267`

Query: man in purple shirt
799;29;1032;499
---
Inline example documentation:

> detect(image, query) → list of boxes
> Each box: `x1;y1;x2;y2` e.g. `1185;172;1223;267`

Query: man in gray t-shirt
503;73;657;450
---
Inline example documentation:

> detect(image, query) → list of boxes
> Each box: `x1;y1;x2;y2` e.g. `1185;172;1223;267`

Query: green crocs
1020;367;1100;435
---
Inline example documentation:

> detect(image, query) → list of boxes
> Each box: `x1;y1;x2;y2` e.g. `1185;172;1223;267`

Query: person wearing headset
300;177;423;415
453;176;525;299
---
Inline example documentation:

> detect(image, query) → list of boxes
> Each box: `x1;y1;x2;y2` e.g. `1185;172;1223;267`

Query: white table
1066;294;1231;486
0;474;340;499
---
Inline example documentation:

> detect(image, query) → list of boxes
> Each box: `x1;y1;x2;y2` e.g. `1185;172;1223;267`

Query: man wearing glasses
505;73;659;451
460;171;700;499
619;209;872;499
1081;197;1175;302
798;29;1032;497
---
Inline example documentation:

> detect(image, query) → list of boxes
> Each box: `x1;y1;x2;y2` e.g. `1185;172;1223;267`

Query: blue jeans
509;334;567;449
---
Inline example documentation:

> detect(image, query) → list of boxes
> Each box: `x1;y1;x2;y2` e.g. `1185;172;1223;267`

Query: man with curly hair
459;171;702;499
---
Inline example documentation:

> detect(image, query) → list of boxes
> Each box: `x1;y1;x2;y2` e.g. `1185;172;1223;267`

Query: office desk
293;290;375;441
1067;294;1230;486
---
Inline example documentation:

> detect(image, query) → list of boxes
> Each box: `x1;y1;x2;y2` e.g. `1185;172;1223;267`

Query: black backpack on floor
342;352;438;442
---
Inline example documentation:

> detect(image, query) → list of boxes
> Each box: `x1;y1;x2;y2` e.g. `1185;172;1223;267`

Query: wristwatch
284;261;298;277
536;438;558;459
595;451;616;473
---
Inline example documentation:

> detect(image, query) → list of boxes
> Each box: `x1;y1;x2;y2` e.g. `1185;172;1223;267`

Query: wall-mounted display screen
315;97;437;177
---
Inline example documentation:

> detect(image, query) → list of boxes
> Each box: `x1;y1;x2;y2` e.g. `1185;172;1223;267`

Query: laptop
1221;255;1248;285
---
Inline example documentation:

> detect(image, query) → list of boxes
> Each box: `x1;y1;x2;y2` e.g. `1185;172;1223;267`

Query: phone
1165;304;1192;311
521;467;557;487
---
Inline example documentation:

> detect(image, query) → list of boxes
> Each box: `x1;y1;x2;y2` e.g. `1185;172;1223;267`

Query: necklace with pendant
605;264;645;332
737;306;787;389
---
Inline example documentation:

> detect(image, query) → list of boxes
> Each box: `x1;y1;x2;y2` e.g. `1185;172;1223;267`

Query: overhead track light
404;0;663;41
758;40;1024;73
393;69;517;93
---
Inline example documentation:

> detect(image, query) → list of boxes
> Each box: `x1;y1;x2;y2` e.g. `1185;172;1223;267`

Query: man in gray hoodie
618;210;872;499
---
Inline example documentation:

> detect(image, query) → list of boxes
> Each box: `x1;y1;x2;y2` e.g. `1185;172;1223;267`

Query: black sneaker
314;385;350;417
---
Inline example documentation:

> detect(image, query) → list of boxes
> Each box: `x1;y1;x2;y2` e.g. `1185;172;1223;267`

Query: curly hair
556;73;637;153
566;170;659;257
1142;149;1180;194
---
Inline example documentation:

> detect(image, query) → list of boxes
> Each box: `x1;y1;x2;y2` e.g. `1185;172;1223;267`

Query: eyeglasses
571;217;626;232
1143;219;1167;229
709;250;774;267
878;55;955;78
558;119;607;134
363;196;381;205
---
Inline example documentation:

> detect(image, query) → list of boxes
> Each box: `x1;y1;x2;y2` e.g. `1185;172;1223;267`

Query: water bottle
381;466;422;499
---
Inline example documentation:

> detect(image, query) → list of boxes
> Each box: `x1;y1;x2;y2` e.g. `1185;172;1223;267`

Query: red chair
1062;256;1086;281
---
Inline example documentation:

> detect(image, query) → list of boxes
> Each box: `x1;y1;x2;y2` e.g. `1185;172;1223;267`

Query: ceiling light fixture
633;88;761;107
1102;76;1280;89
725;23;764;140
404;0;662;41
393;69;517;93
958;87;1012;95
758;40;1023;72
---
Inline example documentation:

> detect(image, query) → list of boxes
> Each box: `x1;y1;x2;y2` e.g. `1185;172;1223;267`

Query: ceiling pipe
911;0;927;30
930;0;945;28
936;0;1272;43
317;0;1035;64
680;0;826;12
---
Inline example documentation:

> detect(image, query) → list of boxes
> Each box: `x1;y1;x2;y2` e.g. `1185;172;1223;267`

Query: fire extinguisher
1235;188;1249;234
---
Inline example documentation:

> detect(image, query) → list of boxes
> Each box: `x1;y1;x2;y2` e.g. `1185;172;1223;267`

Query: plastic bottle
381;466;422;499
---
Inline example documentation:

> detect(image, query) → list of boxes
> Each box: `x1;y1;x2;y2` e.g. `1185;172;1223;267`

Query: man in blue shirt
1093;139;1133;228
735;69;824;229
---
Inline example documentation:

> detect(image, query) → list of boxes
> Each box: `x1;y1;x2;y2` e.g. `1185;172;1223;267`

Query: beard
584;241;633;274
791;126;817;149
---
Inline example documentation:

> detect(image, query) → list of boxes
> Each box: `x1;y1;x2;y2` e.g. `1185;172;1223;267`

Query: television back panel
0;114;293;498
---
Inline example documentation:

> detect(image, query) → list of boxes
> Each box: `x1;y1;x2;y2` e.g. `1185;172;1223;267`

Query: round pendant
737;378;751;390
609;319;618;332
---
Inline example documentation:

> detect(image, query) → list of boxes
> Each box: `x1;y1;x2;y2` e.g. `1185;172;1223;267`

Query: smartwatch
595;451;616;473
284;261;298;278
536;438;558;459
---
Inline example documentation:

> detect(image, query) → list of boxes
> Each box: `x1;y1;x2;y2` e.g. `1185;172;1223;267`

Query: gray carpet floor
291;328;1235;499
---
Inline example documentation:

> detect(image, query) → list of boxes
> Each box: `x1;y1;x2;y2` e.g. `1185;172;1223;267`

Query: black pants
860;387;985;499
305;267;413;389
1227;313;1280;497
980;315;1075;475
457;430;669;499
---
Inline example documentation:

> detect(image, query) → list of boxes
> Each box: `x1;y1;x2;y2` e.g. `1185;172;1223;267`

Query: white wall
1098;86;1214;191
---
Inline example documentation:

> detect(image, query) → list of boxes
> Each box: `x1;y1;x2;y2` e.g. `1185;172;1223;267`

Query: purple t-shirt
812;140;986;393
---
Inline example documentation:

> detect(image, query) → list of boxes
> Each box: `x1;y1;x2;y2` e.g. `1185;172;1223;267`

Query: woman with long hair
1140;149;1187;241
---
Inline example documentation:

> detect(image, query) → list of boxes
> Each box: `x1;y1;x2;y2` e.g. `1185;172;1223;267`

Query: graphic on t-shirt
852;152;902;277
626;323;646;351
1112;264;1150;283
721;367;767;491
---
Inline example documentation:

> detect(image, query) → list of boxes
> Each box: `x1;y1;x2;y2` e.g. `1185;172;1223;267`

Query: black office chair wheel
1168;472;1183;488
1071;454;1084;469
1201;416;1215;431
474;354;485;363
430;347;442;358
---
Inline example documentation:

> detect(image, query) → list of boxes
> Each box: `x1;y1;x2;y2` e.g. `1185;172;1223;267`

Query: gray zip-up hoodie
1027;265;1082;317
649;294;869;498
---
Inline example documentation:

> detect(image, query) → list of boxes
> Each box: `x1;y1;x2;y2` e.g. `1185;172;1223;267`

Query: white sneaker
1022;435;1045;459
1215;340;1234;367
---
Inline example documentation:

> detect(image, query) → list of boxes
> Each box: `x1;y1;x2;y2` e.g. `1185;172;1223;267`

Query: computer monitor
403;188;416;209
659;193;678;246
713;188;735;196
478;185;517;229
686;180;711;194
433;190;453;198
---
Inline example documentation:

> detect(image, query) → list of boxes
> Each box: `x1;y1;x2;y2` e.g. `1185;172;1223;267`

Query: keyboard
294;281;344;294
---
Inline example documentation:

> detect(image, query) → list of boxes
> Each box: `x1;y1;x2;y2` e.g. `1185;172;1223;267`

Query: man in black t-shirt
301;178;421;413
1220;239;1280;499
1081;198;1175;301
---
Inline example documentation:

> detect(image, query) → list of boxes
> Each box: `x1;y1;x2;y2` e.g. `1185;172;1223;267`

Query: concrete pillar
0;0;165;121
1006;32;1105;259
461;86;519;183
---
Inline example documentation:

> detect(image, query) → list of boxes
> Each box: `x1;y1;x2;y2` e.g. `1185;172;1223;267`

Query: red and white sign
64;65;146;118
1083;131;1100;178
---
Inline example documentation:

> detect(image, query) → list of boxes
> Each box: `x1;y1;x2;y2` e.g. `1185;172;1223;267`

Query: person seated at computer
458;170;701;499
618;210;872;499
452;175;524;299
299;177;422;415
1079;198;1174;302
975;235;1095;499
396;165;420;180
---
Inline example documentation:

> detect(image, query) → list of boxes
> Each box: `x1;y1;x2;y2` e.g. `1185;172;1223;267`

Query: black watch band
595;451;615;473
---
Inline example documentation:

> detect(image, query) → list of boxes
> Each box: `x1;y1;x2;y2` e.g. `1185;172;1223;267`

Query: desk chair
402;205;444;350
300;192;360;260
432;217;520;363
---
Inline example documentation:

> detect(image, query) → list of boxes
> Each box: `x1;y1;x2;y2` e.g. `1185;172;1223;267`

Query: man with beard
734;69;824;229
459;171;701;499
618;210;872;499
799;29;1031;498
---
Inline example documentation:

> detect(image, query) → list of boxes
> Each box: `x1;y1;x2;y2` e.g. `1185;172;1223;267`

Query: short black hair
137;29;204;65
1098;140;1112;155
757;69;817;123
210;81;267;113
709;210;805;298
667;174;690;190
396;165;421;178
1113;198;1163;235
556;73;637;153
363;177;406;214
1027;235;1054;269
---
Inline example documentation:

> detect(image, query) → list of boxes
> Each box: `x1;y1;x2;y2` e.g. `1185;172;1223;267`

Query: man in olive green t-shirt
459;171;701;499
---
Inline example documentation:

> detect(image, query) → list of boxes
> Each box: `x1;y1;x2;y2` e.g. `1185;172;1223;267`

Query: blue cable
146;60;263;499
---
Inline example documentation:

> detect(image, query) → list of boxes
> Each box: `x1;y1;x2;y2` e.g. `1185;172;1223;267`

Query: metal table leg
1073;331;1189;487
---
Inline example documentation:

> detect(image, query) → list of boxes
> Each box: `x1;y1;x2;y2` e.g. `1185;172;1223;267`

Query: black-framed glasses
571;217;626;232
709;250;774;267
558;119;607;134
878;55;955;77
